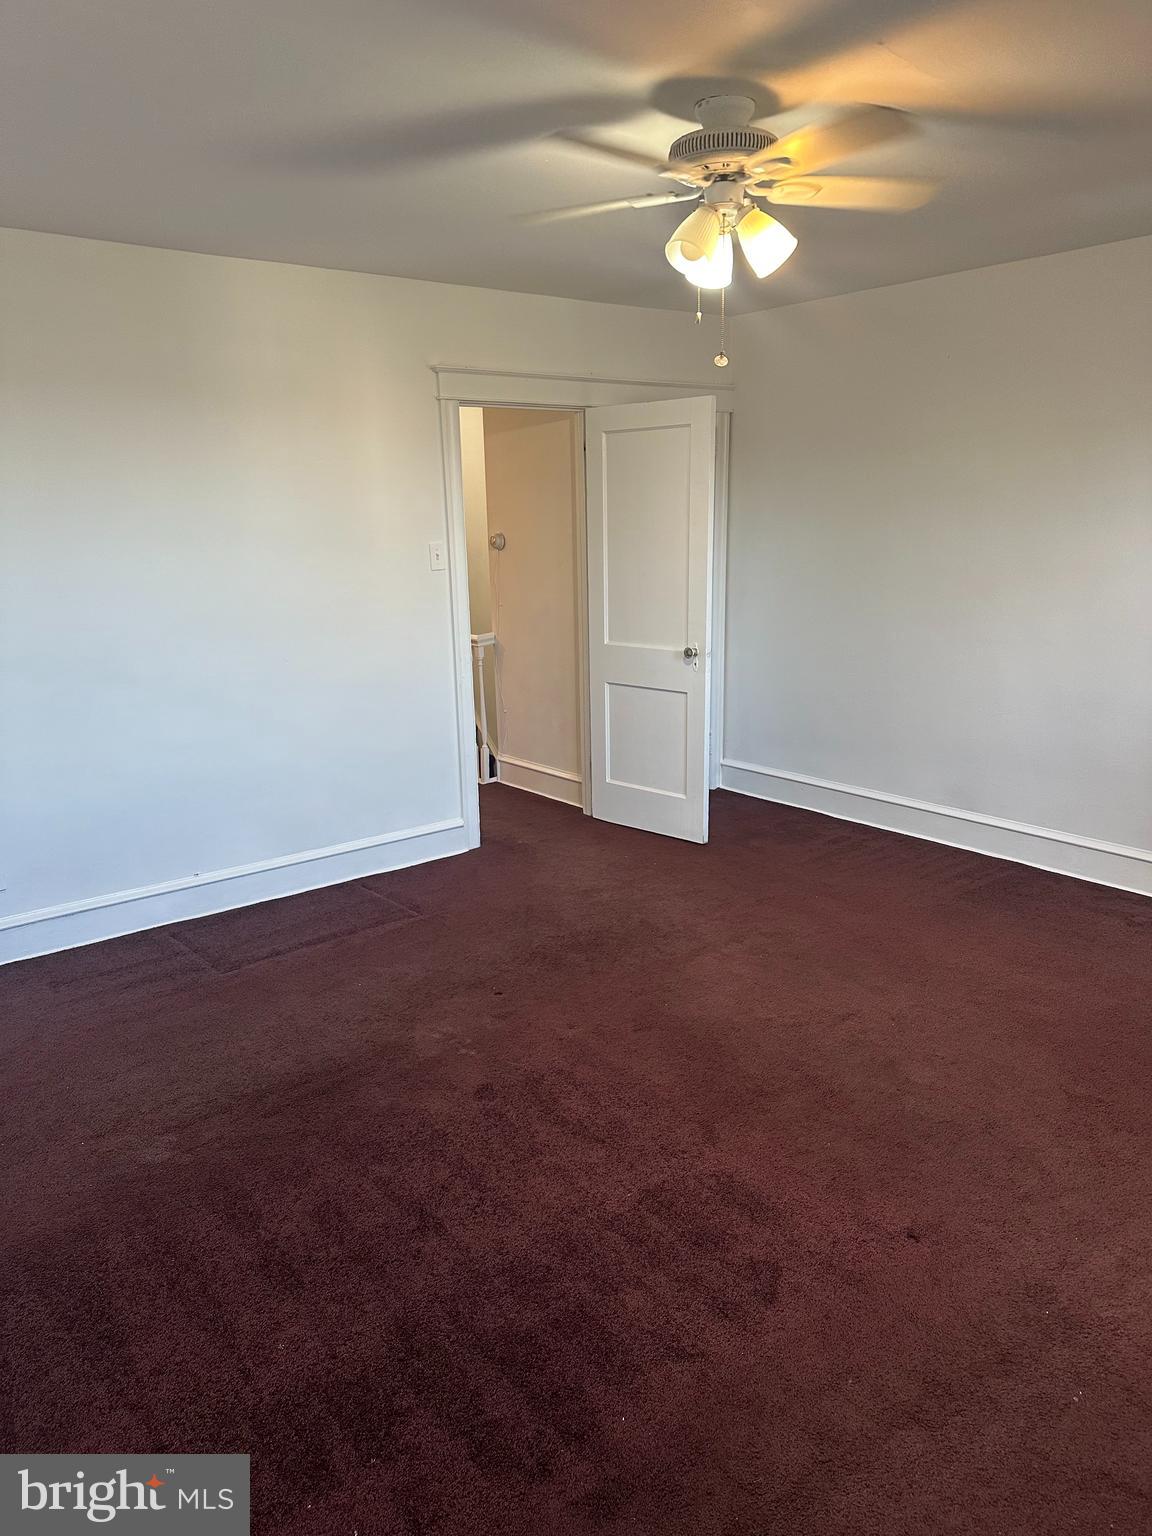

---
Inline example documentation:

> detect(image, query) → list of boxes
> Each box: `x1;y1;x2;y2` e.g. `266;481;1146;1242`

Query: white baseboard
720;759;1152;899
496;754;583;808
0;818;469;966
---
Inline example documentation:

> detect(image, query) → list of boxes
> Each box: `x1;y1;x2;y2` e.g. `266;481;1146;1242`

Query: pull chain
694;287;702;325
714;285;729;368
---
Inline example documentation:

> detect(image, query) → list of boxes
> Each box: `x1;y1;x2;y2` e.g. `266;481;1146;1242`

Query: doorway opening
460;406;588;813
439;371;732;852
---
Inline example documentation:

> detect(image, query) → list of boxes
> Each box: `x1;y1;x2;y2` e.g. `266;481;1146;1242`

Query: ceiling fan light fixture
736;208;798;279
665;206;720;276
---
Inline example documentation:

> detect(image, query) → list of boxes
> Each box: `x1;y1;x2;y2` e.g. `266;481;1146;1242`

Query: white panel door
585;396;716;842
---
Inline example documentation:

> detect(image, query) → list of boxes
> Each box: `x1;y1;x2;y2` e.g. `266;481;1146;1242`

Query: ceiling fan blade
762;176;939;210
551;131;680;179
282;96;640;171
750;106;912;176
524;193;699;224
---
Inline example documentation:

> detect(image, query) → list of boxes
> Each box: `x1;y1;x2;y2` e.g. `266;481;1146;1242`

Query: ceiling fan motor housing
667;94;777;179
668;125;777;174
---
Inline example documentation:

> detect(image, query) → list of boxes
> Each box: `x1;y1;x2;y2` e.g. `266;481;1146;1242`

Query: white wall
482;409;582;804
0;227;715;959
725;235;1152;891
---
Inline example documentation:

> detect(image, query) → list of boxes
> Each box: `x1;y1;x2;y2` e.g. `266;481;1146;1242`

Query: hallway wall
482;409;583;806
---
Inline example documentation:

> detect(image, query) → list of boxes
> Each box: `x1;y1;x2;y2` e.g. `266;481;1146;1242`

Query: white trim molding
432;365;735;408
709;411;731;791
438;397;483;854
720;759;1152;898
497;754;583;808
0;819;469;966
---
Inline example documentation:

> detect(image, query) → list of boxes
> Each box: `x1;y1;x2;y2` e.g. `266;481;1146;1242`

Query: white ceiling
3;0;1151;313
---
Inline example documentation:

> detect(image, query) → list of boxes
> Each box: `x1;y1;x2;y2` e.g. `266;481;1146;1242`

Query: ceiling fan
529;93;940;297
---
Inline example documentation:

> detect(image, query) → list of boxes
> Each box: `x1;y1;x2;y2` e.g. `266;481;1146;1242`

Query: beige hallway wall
482;409;582;803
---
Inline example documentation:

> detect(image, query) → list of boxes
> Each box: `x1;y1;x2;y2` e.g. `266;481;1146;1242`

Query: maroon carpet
3;787;1151;1533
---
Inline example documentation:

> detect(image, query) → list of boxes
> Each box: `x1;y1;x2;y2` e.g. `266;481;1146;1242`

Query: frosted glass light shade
736;208;797;279
665;206;721;276
686;230;733;290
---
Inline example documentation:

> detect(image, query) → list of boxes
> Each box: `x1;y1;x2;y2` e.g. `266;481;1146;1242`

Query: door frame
434;366;734;850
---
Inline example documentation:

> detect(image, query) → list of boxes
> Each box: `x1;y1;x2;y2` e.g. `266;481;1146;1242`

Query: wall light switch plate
428;541;446;571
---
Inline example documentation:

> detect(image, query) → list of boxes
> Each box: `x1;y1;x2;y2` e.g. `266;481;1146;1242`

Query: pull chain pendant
714;285;729;368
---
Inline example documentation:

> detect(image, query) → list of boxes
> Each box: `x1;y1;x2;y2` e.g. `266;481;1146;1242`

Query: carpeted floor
3;786;1151;1533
